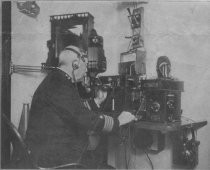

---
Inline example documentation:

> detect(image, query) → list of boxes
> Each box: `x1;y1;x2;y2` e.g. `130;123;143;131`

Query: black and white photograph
1;0;210;169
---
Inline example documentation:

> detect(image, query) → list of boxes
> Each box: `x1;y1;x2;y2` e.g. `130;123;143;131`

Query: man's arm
48;82;119;133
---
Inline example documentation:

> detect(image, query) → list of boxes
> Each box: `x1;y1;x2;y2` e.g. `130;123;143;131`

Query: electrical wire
126;124;132;169
129;121;154;170
119;124;133;169
119;122;156;170
10;64;57;74
143;149;154;170
123;139;129;170
181;115;198;140
181;115;196;123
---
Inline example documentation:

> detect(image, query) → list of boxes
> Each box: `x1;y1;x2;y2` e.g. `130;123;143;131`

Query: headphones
181;128;200;168
72;59;79;70
156;56;171;78
64;47;81;70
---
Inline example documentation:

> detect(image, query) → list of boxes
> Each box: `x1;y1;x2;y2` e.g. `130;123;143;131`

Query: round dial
150;101;160;112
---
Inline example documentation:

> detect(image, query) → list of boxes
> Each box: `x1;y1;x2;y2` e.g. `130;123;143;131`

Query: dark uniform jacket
25;69;119;168
83;99;110;169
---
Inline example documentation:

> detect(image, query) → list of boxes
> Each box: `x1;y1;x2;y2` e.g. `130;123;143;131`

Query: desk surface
134;117;207;133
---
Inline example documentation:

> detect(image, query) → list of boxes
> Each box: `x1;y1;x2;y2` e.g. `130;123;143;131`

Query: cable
131;131;154;170
120;123;155;170
181;115;196;133
181;115;196;123
181;115;198;141
126;123;136;169
143;149;154;170
119;124;132;169
11;64;57;74
123;140;129;170
125;124;132;169
72;70;80;92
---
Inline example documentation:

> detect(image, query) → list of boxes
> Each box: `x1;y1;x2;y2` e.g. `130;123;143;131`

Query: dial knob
150;101;160;112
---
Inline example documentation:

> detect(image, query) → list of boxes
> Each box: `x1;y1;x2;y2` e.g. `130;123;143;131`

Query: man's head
94;85;108;105
58;45;88;82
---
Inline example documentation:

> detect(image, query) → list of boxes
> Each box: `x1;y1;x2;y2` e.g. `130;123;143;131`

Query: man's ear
72;60;79;70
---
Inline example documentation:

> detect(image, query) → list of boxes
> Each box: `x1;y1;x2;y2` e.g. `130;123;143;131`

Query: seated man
25;45;137;168
84;85;108;112
83;85;113;169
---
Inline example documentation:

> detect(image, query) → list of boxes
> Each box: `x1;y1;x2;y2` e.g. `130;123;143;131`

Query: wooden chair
2;113;86;169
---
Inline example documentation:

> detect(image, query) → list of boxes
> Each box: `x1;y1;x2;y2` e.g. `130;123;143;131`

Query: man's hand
117;111;137;126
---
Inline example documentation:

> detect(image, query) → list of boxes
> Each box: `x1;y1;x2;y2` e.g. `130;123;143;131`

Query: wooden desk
108;117;207;168
134;118;207;133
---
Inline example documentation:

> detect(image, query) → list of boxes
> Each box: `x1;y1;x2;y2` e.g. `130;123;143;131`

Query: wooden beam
1;1;11;168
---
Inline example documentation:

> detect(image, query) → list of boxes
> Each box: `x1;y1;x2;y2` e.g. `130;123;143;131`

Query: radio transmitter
141;79;184;123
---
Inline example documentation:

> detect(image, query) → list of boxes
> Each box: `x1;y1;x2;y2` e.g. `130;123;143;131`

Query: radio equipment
141;79;184;122
87;29;106;76
173;129;200;168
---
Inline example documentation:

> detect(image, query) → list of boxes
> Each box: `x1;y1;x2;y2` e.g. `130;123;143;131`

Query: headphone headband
64;47;81;71
65;47;81;57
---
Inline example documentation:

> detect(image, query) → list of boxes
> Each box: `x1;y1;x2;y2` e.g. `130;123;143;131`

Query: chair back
2;114;38;169
2;114;87;169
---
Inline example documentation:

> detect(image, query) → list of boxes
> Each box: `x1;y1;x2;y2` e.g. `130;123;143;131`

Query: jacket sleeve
47;81;119;133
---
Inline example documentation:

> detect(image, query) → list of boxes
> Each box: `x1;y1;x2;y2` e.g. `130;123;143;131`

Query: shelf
134;117;207;134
